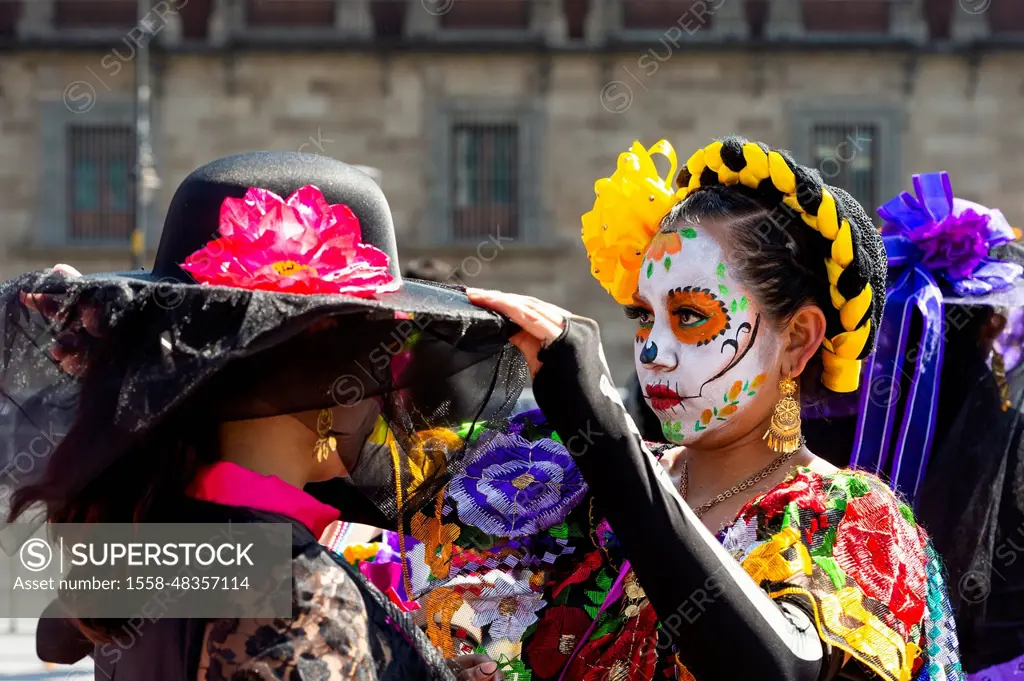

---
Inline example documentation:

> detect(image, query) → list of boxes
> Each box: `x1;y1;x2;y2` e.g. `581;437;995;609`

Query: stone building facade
1;0;1022;379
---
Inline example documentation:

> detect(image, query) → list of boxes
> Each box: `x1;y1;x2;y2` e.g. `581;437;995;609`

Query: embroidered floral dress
346;409;962;681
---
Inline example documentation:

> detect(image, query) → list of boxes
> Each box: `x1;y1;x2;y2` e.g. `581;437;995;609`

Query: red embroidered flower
738;469;826;522
524;605;592;679
552;550;605;599
566;605;660;681
181;185;399;297
834;486;927;635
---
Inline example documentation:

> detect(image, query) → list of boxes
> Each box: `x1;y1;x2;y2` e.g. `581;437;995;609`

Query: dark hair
660;136;887;393
7;405;217;645
662;183;834;334
9;404;217;525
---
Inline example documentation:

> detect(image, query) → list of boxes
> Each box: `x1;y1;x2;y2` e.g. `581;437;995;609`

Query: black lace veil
0;269;527;547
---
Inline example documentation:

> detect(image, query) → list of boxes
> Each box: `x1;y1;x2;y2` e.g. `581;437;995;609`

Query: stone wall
2;48;1023;380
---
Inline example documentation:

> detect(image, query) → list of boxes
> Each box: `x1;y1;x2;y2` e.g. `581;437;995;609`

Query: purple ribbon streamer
851;171;1023;506
888;269;945;501
851;264;944;505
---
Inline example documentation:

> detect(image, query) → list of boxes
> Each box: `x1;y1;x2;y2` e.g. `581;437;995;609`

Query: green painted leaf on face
730;299;738;314
716;263;726;279
662;421;685;442
747;392;756;397
739;296;748;311
664;256;672;272
681;227;698;239
743;380;750;391
646;261;654;279
718;284;729;297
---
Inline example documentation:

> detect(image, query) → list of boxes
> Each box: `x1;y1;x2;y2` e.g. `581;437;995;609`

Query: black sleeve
533;317;829;681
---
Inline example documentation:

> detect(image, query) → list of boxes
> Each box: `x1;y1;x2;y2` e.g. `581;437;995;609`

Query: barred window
810;123;878;218
439;0;531;30
68;126;136;242
246;0;334;27
55;0;136;28
620;0;715;31
450;123;520;242
802;0;890;33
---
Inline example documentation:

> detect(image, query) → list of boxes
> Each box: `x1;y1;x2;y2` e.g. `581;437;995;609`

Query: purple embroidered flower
904;208;990;280
507;409;548;437
449;433;587;538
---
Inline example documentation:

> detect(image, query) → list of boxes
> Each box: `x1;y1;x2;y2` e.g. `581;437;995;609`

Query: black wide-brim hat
0;151;527;532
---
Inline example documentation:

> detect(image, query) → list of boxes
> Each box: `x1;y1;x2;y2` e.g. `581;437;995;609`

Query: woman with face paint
465;137;962;681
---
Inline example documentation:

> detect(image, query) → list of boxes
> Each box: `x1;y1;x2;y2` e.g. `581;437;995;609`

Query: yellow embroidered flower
342;542;384;564
581;140;687;305
406;428;462;499
410;510;461;579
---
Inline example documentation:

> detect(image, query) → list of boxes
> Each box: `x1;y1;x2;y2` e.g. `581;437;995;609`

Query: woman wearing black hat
1;152;525;680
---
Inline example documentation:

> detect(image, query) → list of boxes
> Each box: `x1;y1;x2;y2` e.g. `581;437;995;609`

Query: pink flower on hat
181;185;399;297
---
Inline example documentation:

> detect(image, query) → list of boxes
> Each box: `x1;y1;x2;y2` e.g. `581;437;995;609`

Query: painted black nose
639;340;658;364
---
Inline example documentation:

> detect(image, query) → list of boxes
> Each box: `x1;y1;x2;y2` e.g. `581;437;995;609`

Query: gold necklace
679;450;798;519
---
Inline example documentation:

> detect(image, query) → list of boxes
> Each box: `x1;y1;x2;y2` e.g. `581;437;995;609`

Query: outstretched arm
468;290;831;681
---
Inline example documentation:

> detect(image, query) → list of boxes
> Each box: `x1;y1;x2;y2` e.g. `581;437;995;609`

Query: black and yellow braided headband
581;139;884;393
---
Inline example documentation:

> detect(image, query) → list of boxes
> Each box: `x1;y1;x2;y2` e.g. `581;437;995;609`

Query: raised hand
18;264;102;376
466;289;571;378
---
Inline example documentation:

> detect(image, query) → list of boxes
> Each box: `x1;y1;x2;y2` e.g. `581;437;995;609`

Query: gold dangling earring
992;350;1012;412
313;409;337;463
763;376;804;454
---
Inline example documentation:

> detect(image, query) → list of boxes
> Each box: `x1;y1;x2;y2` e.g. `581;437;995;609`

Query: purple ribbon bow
880;172;1020;296
851;172;1022;506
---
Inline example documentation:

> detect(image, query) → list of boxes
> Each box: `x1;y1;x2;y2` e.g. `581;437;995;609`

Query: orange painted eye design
625;303;654;344
666;286;730;346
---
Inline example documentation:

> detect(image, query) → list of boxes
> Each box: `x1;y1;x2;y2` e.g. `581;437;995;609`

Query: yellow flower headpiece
581;139;880;394
581;140;686;305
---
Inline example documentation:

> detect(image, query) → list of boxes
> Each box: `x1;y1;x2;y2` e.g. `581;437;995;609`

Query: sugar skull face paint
629;226;778;444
